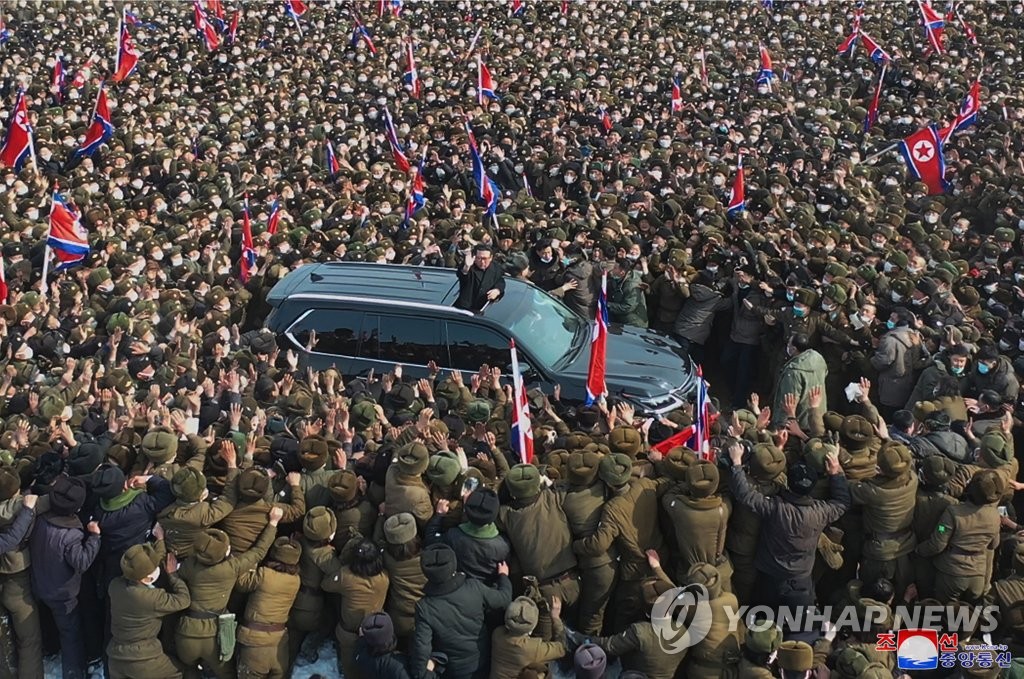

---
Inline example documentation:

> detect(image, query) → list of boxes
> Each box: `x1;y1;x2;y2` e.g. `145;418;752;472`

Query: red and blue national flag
727;154;745;218
465;122;500;215
266;198;281;236
860;32;892;64
757;44;774;85
403;152;427;229
509;339;534;465
940;78;980;142
111;14;140;83
900;124;951;195
48;192;90;271
919;1;945;54
382;107;411;172
325;139;340;179
240;196;256;283
687;367;712;458
670;78;682;112
0;90;32;172
286;0;307;17
403;40;421;97
194;0;221;51
52;55;66;101
865;65;885;133
228;10;240;44
71;84;114;160
585;272;609;405
838;30;859;57
352;24;377;55
478;59;499;103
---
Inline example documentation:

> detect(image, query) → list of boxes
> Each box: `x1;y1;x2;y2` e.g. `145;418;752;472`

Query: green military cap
995;227;1016;244
888;251;909;268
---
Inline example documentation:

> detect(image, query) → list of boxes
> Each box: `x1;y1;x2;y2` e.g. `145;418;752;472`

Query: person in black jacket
411;543;512;679
454;245;506;311
727;440;851;611
425;488;510;585
28;476;101;679
354;611;437;679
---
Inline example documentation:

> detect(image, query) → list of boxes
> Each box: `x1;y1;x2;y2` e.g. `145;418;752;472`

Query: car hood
559;325;695;398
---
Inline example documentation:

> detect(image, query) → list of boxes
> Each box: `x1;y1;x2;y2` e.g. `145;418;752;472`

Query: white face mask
712;176;726;187
142;566;161;586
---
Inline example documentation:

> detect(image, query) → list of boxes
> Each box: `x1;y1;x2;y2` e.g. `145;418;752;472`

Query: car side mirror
507;362;535;379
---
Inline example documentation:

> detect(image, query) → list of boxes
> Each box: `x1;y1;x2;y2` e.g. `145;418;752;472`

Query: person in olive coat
235;538;303;679
322;537;390;679
490;595;566;679
175;508;282;679
411;543;512;679
106;540;191;679
382;513;427;650
288;506;342;666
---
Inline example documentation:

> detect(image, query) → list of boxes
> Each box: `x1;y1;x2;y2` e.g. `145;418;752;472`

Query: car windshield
486;285;584;369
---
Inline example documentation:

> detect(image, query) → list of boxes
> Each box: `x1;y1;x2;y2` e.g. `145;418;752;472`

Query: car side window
289;309;364;357
364;315;443;364
445;322;510;371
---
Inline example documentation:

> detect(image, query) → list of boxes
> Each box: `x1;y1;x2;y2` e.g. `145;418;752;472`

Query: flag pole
26;123;38;175
860;142;901;165
40;192;55;296
476;54;483;106
463;25;482;63
290;7;303;37
114;8;123;76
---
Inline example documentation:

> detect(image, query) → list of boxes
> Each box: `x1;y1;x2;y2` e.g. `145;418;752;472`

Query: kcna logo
651;584;713;654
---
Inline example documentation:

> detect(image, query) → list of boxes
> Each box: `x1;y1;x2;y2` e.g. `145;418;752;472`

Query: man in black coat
411;543;512;679
425;488;511;585
454;244;506;311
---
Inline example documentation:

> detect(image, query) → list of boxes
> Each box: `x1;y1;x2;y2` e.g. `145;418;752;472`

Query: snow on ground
45;640;625;678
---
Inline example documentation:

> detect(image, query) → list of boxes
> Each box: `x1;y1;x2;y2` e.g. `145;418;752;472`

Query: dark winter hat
685;461;719;498
50;476;87;515
566;450;602;486
463;488;500;526
598;453;632;488
465;399;492;424
194;528;231;566
238;468;270;499
746;622;783;654
68;440;104;476
787;462;818;496
328;469;359;504
0;470;19;501
91;465;126;500
359;611;396;654
271;537;301;565
397;442;430;475
840;415;873;445
968;469;1004;505
574;643;608;679
383;512;417;545
120;542;162;581
876;443;912;478
298;435;329;471
171;467;206;502
505;463;541;499
980;432;1013;468
504;596;539;636
751;443;786;479
420;544;458;584
303;506;337;542
921;455;956;488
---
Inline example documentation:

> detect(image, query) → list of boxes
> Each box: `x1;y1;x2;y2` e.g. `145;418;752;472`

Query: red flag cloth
899;125;950;195
652;413;721;455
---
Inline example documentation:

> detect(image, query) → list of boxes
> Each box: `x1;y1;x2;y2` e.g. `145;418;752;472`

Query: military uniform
107;541;191;679
918;470;1002;602
0;492;43;679
662;463;733;589
490;597;566;679
177;523;278;679
288;508;342;664
727;445;786;604
235;539;302;679
159;467;238;558
321;547;389;679
912;457;958;599
217;470;305;553
560;451;617;636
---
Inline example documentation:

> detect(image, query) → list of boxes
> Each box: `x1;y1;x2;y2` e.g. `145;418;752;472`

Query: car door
443;321;548;389
283;307;366;373
357;313;444;379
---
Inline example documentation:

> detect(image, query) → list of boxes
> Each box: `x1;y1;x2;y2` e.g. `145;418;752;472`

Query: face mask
650;170;662;181
626;254;640;261
985;257;999;266
912;297;927;307
564;175;576;184
978;363;991;375
925;213;939;224
951;365;964;375
540;256;552;264
953;226;967;236
658;139;671;149
786;291;795;302
886;319;897;330
706;266;719;274
821;302;836;312
816;204;830;213
712;176;726;187
98;282;114;294
793;306;806;318
771;186;784;196
883;261;895;273
627;210;639;218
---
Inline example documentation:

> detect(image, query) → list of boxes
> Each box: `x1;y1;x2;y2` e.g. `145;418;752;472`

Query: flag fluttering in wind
111;10;140;83
70;83;114;161
670;78;682;112
71;56;94;90
266;199;281;235
900;124;951;195
47;191;89;274
228;10;240;44
403;40;421;97
727;154;745;218
403;151;427;229
509;340;534;465
0;90;33;172
325;139;340;179
940;78;980;142
478;57;499;104
860;32;892;64
584;272;609;405
351;23;377;55
465;121;500;215
382;107;411;172
864;64;886;133
52;55;66;102
193;0;221;51
240;195;256;283
919;1;945;54
757;44;774;87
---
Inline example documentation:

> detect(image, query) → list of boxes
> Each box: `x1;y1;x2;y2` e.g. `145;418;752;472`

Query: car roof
268;262;461;307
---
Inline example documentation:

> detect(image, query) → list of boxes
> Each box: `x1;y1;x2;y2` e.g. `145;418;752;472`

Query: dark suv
265;262;697;413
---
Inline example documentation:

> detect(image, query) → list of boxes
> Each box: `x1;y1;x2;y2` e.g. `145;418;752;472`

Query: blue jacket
94;476;174;590
28;512;100;610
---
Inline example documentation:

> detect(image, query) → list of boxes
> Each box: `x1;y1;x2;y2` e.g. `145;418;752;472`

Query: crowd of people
0;0;1023;677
